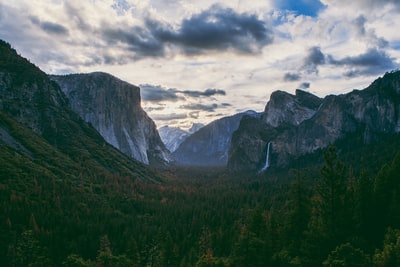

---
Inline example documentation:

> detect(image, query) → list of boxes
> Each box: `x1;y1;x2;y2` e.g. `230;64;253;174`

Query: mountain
228;71;400;172
0;39;159;182
172;110;259;166
159;126;189;152
159;123;204;152
50;73;171;166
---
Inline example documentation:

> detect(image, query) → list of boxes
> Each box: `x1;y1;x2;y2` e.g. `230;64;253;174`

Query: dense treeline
1;144;400;266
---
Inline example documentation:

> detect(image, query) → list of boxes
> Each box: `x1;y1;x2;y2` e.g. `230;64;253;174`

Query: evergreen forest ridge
2;39;400;266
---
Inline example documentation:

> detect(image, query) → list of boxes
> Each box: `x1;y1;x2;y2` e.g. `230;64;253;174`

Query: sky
1;0;399;130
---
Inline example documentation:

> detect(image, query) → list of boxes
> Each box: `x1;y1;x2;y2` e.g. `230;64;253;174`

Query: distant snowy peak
159;126;189;153
159;123;204;152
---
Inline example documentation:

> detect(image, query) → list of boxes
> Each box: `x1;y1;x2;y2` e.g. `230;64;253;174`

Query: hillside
229;71;400;172
50;73;171;166
0;40;160;181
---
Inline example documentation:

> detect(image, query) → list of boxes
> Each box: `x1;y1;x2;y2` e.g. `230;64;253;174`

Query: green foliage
323;243;370;267
3;39;400;266
63;254;94;267
373;228;400;267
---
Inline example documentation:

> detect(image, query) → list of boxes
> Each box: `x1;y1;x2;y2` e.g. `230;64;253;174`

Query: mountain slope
159;123;204;152
173;110;259;166
0;39;159;182
159;126;190;152
228;71;400;172
50;73;171;166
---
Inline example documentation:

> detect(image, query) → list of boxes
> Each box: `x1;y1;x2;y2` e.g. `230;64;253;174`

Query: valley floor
2;144;400;266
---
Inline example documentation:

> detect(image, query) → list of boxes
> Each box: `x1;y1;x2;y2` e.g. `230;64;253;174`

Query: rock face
228;71;400;172
262;89;323;127
159;123;203;153
50;73;171;165
173;110;259;166
0;39;158;181
159;126;190;153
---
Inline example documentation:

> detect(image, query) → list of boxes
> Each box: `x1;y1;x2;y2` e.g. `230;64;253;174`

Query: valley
1;38;400;266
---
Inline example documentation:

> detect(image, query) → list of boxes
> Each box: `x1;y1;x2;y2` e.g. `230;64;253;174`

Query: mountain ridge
228;70;400;172
172;110;259;166
0;39;159;182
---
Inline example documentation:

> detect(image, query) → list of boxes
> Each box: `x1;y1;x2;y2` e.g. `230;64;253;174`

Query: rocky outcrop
173;110;259;166
0;39;158;181
228;71;400;172
50;73;171;165
262;89;322;127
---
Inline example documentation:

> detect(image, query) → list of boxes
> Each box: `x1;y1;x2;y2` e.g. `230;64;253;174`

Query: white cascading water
259;141;271;173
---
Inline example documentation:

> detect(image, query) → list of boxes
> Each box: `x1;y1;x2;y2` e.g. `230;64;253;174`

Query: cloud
299;45;396;77
102;26;167;59
189;111;200;119
353;15;388;49
283;72;301;81
30;16;69;36
322;0;400;12
330;48;394;67
180;103;218;112
100;4;273;60
175;4;273;54
140;84;183;102
302;46;326;74
298;82;310;89
140;84;227;103
181;88;226;97
151;113;187;121
329;48;397;76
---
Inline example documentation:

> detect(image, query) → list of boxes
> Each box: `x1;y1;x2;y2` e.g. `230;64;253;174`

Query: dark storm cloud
140;84;182;102
175;4;273;54
300;46;396;77
302;46;326;74
283;72;301;82
100;4;273;59
298;82;310;89
180;103;218;112
181;88;226;97
102;27;166;58
140;85;227;103
329;48;397;76
30;16;69;35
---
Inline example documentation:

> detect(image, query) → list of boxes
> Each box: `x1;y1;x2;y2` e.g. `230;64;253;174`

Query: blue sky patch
274;0;326;17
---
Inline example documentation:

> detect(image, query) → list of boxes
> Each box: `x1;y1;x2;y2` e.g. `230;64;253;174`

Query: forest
2;139;400;267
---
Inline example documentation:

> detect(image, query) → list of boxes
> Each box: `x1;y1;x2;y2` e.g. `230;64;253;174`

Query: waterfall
259;142;271;173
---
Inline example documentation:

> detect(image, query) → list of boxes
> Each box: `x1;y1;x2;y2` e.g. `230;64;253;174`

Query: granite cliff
228;71;400;172
173;110;259;166
51;73;171;166
0;39;158;181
